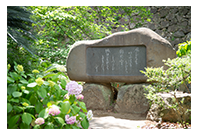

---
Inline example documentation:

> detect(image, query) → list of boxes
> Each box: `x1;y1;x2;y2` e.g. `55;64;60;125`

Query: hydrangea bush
7;62;93;129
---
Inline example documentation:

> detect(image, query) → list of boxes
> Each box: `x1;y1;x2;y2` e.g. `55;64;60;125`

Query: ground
90;109;191;129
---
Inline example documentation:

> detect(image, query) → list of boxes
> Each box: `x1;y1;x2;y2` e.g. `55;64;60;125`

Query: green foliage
140;41;191;128
7;6;152;72
7;6;37;56
176;40;191;57
7;6;40;73
7;62;91;129
26;6;152;65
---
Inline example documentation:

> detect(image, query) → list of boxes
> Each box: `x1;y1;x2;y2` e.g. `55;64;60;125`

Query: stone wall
146;6;191;49
115;6;191;50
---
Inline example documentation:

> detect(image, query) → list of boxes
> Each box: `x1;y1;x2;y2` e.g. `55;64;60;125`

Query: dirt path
89;110;152;129
90;116;149;129
89;110;191;129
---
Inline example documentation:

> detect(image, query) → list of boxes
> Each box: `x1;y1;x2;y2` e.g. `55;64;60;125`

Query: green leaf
61;101;70;114
37;87;47;98
43;73;56;79
20;122;30;129
29;94;37;105
7;76;15;83
45;122;54;129
72;125;80;129
8;114;20;128
22;112;32;125
12;92;22;97
9;98;19;103
60;79;66;89
33;124;40;129
7;103;13;113
78;102;87;112
72;104;80;114
10;72;20;80
38;108;49;119
20;78;29;84
55;117;65;125
79;111;86;119
69;94;76;104
7;84;17;95
27;82;37;88
35;101;43;113
52;74;59;81
81;116;89;129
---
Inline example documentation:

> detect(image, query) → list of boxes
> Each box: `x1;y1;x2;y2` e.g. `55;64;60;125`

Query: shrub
140;41;191;128
7;62;92;129
176;40;191;57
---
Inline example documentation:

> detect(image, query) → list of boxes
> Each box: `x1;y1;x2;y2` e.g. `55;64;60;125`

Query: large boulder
82;83;114;110
146;91;191;123
114;84;149;115
67;27;176;83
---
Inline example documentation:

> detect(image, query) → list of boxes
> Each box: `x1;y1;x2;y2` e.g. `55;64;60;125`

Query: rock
168;25;178;33
159;9;168;18
147;22;156;30
166;13;175;21
150;8;157;14
160;21;169;28
129;23;136;29
67;27;176;83
82;83;114;110
173;30;185;38
146;91;191;123
114;84;149;114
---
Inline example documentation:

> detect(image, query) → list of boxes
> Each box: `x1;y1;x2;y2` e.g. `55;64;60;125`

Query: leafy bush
27;6;152;65
176;40;191;57
140;41;191;128
7;62;92;129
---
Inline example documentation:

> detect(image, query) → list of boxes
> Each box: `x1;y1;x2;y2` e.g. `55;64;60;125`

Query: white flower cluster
86;110;93;121
56;65;66;72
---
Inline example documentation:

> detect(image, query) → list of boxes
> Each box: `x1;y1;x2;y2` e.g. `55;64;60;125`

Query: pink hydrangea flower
66;81;83;97
65;115;77;124
76;94;84;100
48;105;61;116
35;117;45;125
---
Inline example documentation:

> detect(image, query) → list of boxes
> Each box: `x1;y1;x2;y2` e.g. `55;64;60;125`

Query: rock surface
82;83;114;110
114;84;149;114
67;27;176;83
146;91;191;123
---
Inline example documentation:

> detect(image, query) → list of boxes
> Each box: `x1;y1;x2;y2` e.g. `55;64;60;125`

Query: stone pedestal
114;84;149;115
82;83;114;110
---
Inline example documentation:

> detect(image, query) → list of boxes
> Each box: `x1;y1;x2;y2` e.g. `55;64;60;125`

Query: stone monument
67;27;177;113
67;27;176;83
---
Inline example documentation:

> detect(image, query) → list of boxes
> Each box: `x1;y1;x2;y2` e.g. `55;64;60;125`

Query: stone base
146;91;191;123
114;84;150;114
82;83;114;110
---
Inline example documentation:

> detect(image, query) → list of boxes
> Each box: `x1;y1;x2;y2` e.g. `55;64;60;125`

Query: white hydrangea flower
86;110;93;121
56;65;66;72
58;74;67;80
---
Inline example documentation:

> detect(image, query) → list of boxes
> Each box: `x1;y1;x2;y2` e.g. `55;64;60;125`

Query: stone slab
67;27;176;83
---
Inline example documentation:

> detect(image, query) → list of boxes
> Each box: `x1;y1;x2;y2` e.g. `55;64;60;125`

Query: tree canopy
7;6;152;71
